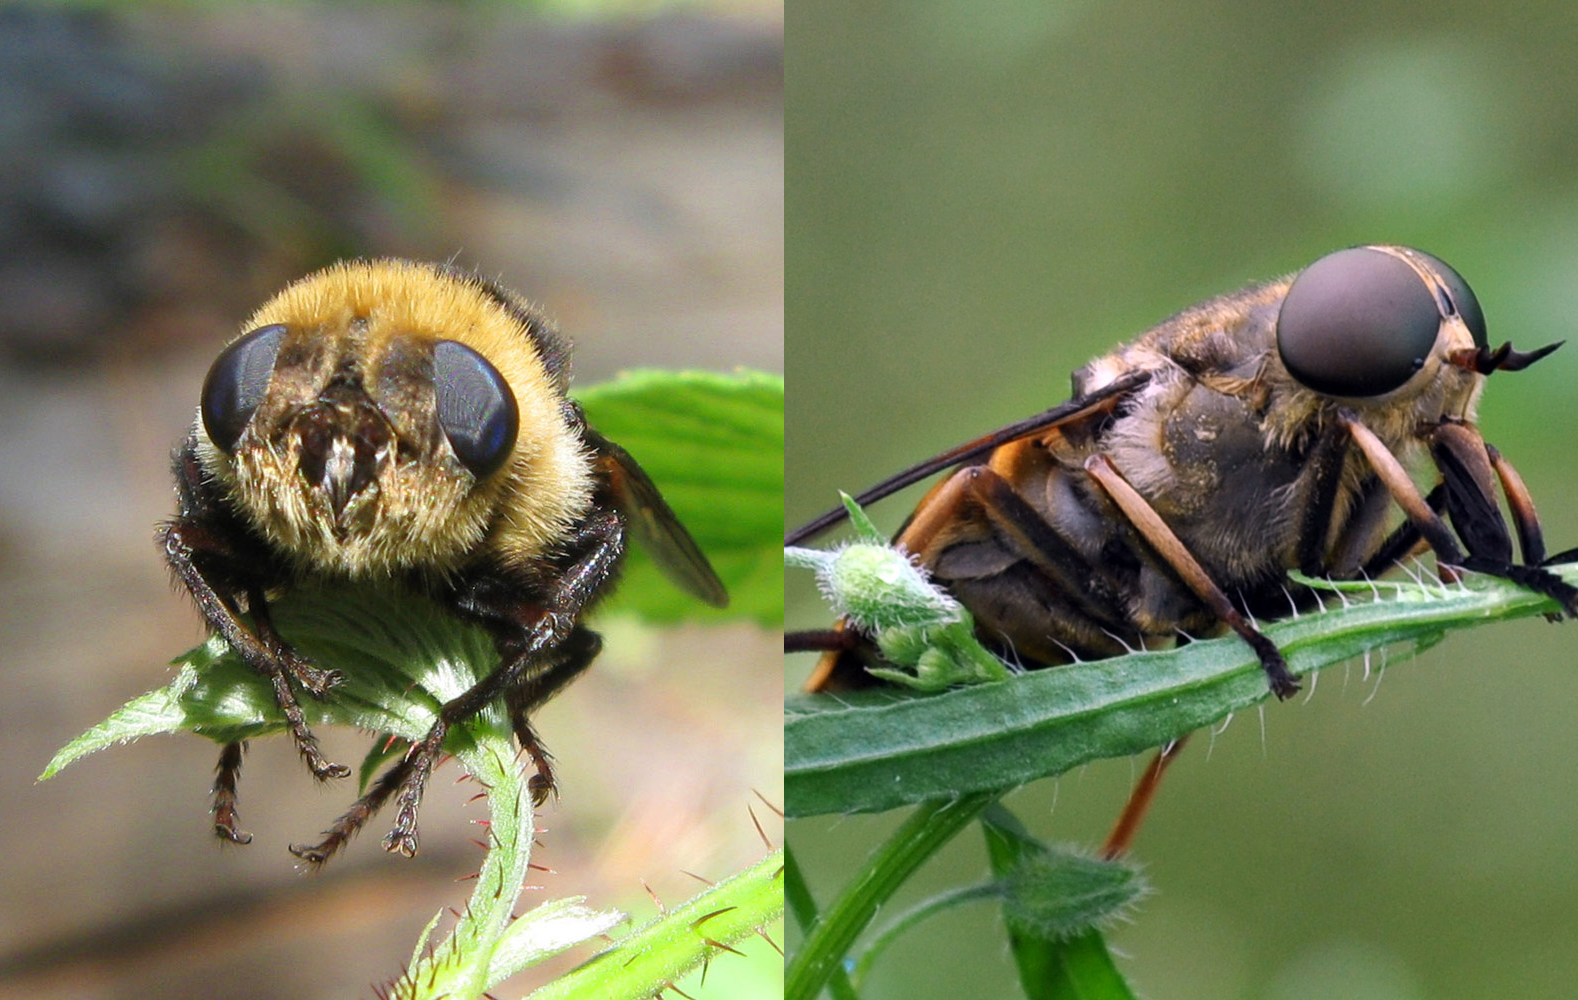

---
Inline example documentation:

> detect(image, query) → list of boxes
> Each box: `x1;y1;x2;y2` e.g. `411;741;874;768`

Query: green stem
786;847;862;1000
528;848;785;999
786;792;999;1000
850;881;1002;987
390;727;535;1000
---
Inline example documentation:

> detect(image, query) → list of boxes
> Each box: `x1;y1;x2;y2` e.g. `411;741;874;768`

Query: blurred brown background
788;2;1578;999
0;5;781;999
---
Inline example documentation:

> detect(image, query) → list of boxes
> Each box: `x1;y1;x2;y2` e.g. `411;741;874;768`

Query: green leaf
1022;929;1140;1000
40;585;664;1000
526;847;785;1000
786;565;1578;817
41;584;510;784
577;369;783;627
981;807;1144;1000
486;897;627;985
39;658;211;778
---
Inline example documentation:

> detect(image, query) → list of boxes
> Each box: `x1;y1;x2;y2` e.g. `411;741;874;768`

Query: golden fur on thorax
195;259;594;579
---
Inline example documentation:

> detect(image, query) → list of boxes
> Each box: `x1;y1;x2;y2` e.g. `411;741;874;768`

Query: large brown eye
433;340;518;479
201;324;286;452
1276;247;1441;398
1414;249;1488;349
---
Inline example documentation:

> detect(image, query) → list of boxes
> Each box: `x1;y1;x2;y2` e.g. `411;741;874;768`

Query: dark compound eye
1276;247;1441;398
201;324;287;452
433;340;518;479
1412;249;1488;349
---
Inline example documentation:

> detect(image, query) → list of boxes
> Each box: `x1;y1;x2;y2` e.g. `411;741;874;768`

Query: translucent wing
786;368;1152;545
586;429;729;608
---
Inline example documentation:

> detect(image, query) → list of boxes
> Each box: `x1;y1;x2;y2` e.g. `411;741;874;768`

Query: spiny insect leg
289;757;411;865
1295;426;1354;575
1359;485;1445;578
1341;415;1467;565
1432;424;1578;616
211;740;252;844
161;520;348;781
507;629;602;806
1486;443;1546;565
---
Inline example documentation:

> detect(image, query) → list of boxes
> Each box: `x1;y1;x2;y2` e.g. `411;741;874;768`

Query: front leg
1341;413;1578;615
212;740;252;844
1430;422;1578;616
287;633;605;864
384;511;625;856
508;627;604;806
162;439;348;795
293;511;627;862
160;517;348;784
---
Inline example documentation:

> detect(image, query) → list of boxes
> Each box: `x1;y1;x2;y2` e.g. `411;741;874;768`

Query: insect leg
805;461;1128;690
939;468;1085;591
1357;484;1445;578
1429;422;1514;563
785;628;860;653
1101;734;1190;860
1083;454;1299;699
1485;443;1547;566
381;512;626;857
289;630;603;863
506;627;604;806
211;740;252;845
1342;414;1578;614
1338;415;1468;564
160;519;349;781
1295;426;1355;575
288;760;410;865
1430;423;1578;615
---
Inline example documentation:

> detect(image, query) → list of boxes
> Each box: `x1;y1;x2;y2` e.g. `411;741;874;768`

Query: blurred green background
787;3;1578;999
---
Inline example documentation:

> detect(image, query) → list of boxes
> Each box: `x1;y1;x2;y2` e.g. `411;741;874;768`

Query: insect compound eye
1276;247;1441;397
1412;249;1488;349
200;324;287;452
433;339;519;480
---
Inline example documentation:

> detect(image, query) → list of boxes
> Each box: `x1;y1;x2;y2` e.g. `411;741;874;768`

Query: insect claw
1463;556;1578;619
1239;628;1299;699
1269;670;1300;701
527;773;557;808
383;828;420;858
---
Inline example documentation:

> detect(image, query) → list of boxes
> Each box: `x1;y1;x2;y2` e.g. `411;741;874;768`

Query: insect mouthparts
291;390;394;524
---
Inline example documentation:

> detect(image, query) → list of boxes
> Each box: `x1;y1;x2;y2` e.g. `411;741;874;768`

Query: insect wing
587;429;729;608
786;367;1152;545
